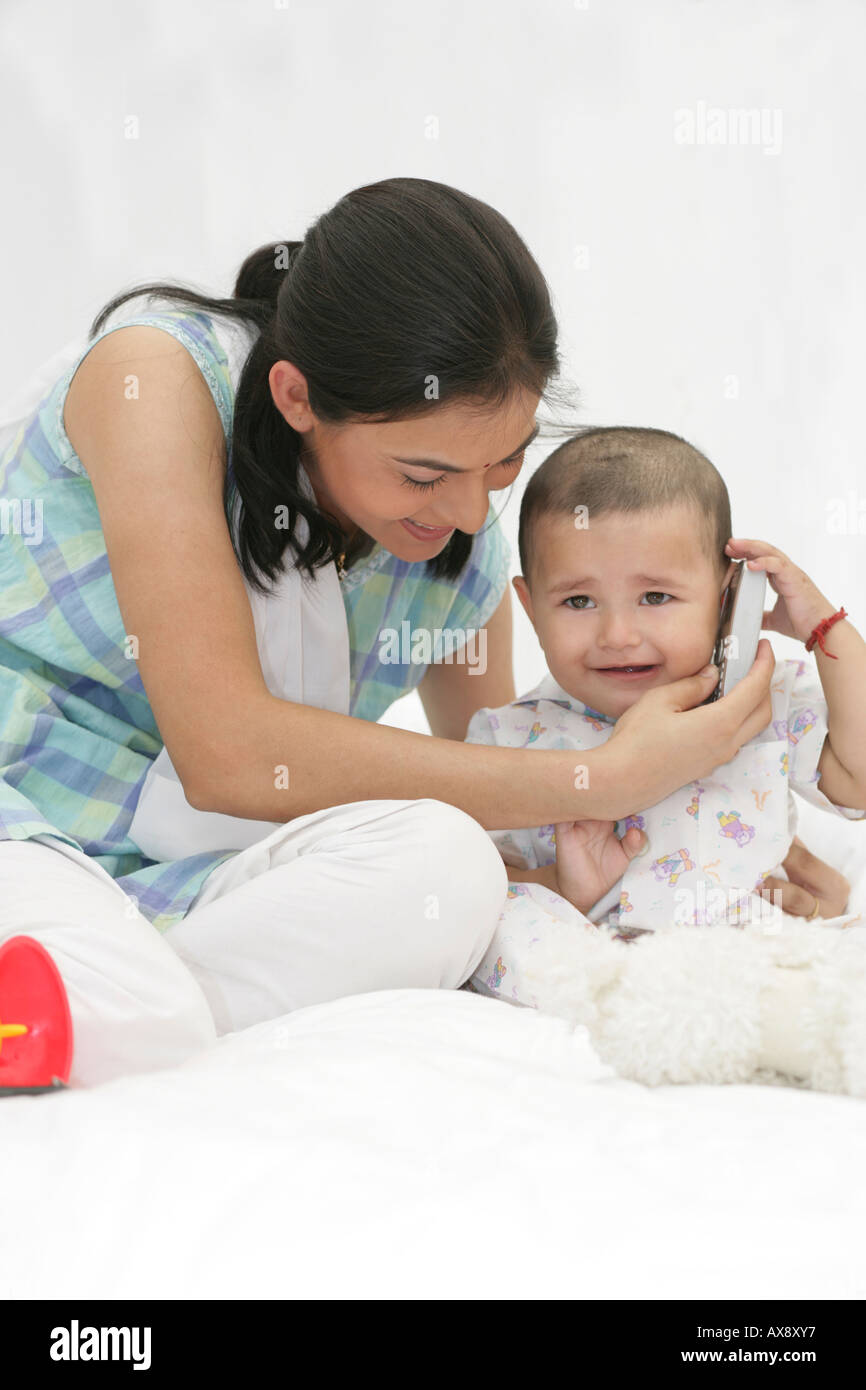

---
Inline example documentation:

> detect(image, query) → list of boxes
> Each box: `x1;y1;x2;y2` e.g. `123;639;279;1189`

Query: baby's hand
554;819;647;918
725;538;837;644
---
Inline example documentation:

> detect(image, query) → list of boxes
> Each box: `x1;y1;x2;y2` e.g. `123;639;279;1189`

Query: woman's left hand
762;836;851;920
724;537;837;643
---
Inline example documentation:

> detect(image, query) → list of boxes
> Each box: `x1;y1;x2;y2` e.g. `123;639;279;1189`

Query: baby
465;426;866;1006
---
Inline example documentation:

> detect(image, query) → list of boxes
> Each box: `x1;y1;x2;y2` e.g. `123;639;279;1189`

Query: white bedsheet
2;798;864;1302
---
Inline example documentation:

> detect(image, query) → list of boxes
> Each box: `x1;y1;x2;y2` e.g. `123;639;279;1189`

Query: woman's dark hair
89;177;577;594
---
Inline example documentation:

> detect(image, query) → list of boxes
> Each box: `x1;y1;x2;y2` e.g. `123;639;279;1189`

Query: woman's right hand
600;638;776;821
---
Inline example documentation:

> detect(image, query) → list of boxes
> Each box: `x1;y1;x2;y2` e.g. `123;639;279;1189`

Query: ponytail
232;239;304;319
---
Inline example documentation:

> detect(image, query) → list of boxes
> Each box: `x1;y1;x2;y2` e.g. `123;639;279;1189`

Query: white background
2;0;863;727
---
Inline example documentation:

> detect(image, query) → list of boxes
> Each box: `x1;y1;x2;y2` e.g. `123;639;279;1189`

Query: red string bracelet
805;607;848;658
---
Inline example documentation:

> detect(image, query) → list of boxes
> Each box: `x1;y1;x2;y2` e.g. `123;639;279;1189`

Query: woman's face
269;361;540;559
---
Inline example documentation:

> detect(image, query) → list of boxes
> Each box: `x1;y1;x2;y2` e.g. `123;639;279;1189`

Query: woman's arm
506;864;559;891
418;585;516;740
66;327;775;831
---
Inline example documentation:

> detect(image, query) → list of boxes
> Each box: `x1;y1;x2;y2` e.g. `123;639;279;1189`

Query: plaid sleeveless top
0;302;511;930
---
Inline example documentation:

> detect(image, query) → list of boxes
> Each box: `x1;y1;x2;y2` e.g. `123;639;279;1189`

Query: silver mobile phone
703;561;767;704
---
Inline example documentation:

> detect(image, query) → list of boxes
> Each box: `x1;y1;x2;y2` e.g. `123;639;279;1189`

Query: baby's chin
554;663;669;718
558;657;716;718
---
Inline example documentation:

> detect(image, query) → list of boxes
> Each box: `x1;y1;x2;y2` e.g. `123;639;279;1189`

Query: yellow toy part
0;1017;29;1054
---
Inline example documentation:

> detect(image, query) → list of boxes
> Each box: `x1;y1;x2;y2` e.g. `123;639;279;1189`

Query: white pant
0;799;508;1089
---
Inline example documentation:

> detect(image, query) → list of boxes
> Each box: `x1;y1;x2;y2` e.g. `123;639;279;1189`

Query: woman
0;177;849;1087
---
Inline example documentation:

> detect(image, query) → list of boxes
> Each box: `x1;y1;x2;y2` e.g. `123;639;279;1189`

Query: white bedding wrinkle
3;935;866;1299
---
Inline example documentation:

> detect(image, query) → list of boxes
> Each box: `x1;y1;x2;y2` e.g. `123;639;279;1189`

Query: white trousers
0;799;508;1089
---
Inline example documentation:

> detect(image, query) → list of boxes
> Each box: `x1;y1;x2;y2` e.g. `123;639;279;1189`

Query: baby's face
513;504;736;720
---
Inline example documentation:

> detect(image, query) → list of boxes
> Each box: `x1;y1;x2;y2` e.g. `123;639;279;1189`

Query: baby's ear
720;558;738;594
511;574;535;627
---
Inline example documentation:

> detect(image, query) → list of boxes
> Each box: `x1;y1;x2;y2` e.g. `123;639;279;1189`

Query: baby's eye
565;595;595;610
641;591;672;606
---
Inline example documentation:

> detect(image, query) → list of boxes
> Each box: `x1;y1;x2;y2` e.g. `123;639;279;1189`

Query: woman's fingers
605;644;770;813
781;836;851;916
645;643;772;778
664;664;720;711
707;638;775;751
762;876;823;919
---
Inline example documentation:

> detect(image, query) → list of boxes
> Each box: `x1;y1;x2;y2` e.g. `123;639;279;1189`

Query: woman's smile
398;517;456;541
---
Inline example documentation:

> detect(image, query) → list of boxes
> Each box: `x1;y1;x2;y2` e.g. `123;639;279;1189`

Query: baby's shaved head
518;426;732;590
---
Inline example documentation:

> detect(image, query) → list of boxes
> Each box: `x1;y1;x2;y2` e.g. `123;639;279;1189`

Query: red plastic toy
0;936;74;1095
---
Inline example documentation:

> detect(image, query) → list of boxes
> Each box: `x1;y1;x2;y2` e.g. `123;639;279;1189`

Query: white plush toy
517;912;866;1098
